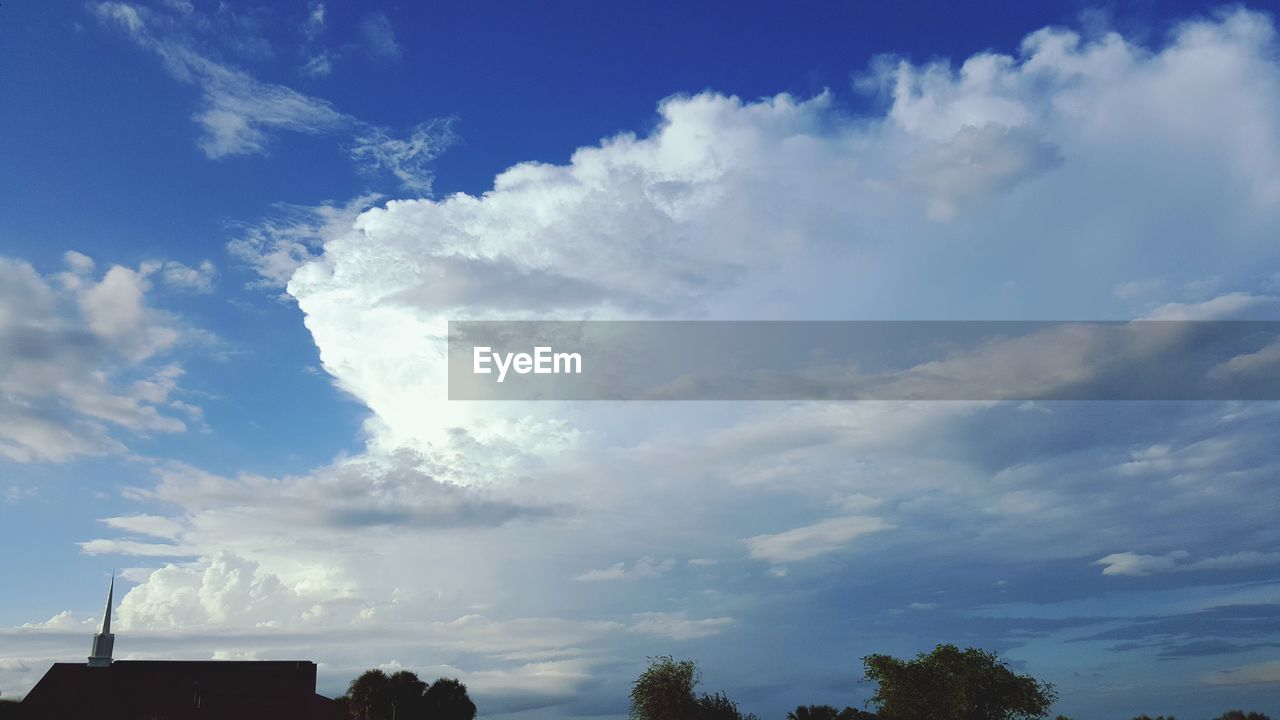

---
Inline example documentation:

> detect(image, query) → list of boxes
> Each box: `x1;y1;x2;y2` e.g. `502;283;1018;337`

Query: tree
1217;713;1271;720
348;669;393;720
423;678;477;720
789;706;845;720
862;644;1058;720
695;690;759;720
629;656;757;720
344;669;476;720
630;656;701;720
387;670;428;718
788;705;876;720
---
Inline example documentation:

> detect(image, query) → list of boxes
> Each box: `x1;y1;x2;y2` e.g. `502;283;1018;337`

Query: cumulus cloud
0;254;199;462
141;259;217;294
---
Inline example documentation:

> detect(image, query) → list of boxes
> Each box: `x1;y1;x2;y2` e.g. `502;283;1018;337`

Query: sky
2;1;1280;718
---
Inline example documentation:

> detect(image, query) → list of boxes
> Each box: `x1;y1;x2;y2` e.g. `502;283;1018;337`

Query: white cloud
94;1;350;157
744;515;893;565
304;1;325;39
1094;550;1190;576
20;611;95;631
352;120;455;194
575;557;675;582
1141;292;1278;320
0;254;197;462
1094;550;1280;576
628;612;735;640
302;52;333;78
141;259;217;294
359;12;401;59
80;539;199;557
94;1;444;189
228;196;378;289
102;514;187;540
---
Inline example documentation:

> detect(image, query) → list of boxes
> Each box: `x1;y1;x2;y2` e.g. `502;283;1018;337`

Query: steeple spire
88;572;115;667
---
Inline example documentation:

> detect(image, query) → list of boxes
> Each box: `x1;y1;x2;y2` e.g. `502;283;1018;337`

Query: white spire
88;572;115;667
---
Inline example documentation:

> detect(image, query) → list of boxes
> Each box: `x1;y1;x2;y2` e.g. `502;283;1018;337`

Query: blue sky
2;1;1280;718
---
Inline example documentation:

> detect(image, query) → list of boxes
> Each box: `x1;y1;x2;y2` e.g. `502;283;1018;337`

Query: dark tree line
628;645;1273;720
1132;714;1272;720
338;669;475;720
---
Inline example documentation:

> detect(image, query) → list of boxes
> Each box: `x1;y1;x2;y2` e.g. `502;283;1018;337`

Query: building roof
21;660;343;720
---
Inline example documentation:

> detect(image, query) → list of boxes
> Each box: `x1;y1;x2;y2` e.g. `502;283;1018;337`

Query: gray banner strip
447;321;1280;401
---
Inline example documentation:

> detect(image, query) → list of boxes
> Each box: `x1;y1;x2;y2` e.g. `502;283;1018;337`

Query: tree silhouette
695;690;759;720
629;656;757;720
862;644;1057;720
1217;713;1271;720
788;704;877;720
343;669;475;720
347;669;393;720
630;656;700;720
424;678;477;720
387;670;428;718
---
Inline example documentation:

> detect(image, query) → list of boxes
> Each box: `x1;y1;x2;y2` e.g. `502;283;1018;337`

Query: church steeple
88;573;115;667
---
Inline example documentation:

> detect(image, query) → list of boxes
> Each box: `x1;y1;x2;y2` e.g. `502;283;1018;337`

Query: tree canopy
629;656;758;720
862;644;1058;720
343;669;476;720
787;705;878;720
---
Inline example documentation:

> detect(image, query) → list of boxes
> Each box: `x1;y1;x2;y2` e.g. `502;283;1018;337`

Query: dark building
19;578;343;720
22;660;343;720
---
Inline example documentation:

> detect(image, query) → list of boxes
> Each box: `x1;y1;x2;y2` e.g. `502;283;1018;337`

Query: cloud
1141;292;1278;321
1095;551;1191;576
101;514;187;540
575;557;676;582
352;120;455;194
92;2;444;192
1095;550;1280;576
359;12;401;59
302;52;333;78
0;254;198;462
111;450;560;537
903;124;1060;221
93;1;349;157
46;10;1280;717
141;259;217;294
227;196;378;289
628;612;735;640
745;515;893;565
1202;659;1280;686
304;1;325;40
